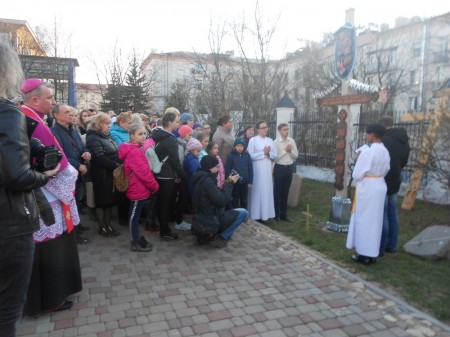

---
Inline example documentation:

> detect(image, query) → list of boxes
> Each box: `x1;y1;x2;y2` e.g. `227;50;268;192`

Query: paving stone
230;325;257;337
14;218;447;337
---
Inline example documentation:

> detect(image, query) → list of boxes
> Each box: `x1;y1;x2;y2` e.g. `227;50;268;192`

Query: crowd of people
0;40;410;336
0;40;299;335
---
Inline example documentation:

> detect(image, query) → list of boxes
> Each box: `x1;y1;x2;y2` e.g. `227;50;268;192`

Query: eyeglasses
259;126;268;129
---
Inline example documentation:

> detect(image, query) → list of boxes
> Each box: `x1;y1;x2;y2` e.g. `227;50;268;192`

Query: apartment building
141;12;449;118
76;83;107;111
0;17;79;106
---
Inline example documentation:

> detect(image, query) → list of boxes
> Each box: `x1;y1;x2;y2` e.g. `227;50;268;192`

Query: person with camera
191;155;249;248
225;137;253;209
51;103;91;244
20;78;82;316
0;42;59;337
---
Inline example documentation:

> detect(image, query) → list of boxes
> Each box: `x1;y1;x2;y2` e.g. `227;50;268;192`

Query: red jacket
118;142;159;200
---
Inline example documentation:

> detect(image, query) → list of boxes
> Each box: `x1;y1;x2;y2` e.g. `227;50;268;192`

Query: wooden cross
302;204;313;234
402;86;450;210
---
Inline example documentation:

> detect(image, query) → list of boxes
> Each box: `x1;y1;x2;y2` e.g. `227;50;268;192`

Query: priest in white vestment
248;121;277;221
346;124;390;264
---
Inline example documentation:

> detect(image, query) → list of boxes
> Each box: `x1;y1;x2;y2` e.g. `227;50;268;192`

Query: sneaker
77;235;89;244
160;231;179;241
175;221;192;231
131;238;152;252
209;237;227;248
138;236;153;250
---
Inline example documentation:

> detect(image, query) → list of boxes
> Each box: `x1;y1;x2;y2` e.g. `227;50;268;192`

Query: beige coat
212;126;235;167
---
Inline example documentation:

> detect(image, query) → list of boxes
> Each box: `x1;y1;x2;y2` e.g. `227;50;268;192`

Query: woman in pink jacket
118;124;159;252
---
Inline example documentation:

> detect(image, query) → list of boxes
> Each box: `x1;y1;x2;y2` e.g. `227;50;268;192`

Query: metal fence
353;120;430;184
288;110;430;184
289;110;337;169
234;121;276;139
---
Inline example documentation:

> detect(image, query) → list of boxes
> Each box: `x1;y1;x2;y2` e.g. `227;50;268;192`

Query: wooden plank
402;88;450;210
316;93;377;107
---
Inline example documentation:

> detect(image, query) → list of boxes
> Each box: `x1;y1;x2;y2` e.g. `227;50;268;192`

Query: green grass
265;179;450;322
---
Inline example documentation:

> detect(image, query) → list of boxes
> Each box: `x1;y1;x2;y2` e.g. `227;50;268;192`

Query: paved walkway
16;216;450;337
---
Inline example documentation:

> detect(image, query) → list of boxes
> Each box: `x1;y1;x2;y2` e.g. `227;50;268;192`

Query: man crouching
191;155;248;248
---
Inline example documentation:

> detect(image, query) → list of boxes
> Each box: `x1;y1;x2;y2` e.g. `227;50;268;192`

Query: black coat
191;170;238;230
151;128;186;179
86;129;121;207
383;128;411;195
51;122;88;171
0;99;49;238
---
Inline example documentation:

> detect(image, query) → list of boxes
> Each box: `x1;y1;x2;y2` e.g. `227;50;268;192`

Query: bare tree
31;18;75;104
230;1;289;122
191;20;241;124
99;43;130;112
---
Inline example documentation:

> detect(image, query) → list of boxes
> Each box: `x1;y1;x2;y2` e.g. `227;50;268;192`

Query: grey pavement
16;214;450;337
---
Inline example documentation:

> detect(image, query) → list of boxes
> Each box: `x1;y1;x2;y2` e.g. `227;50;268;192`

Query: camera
30;138;63;172
230;169;242;181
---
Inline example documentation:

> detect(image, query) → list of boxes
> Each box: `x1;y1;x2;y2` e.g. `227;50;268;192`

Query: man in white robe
248;121;277;221
346;124;390;264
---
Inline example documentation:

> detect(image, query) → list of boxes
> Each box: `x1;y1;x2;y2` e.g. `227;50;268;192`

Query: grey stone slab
404;225;450;260
288;173;303;207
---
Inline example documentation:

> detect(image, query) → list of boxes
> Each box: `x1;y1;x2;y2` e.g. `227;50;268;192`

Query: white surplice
248;135;277;220
346;142;390;257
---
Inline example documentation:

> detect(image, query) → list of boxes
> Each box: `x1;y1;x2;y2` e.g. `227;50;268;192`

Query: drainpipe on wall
419;18;429;111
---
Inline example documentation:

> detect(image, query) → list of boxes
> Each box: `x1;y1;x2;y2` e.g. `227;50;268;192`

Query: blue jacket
110;123;129;146
225;150;253;184
51;122;88;171
184;153;201;196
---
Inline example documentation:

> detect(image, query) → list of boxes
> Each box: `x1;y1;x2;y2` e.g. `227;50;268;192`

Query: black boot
98;225;109;237
107;225;121;236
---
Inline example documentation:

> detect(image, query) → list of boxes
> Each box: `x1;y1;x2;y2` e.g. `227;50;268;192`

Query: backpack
145;143;168;174
113;164;129;192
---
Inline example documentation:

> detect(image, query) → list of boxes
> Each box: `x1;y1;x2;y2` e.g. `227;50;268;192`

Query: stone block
404;225;450;260
288;173;303;207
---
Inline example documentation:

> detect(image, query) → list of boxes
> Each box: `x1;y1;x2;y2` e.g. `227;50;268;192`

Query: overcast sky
2;0;448;83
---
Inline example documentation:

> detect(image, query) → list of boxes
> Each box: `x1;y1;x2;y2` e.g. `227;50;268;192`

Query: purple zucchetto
20;78;44;94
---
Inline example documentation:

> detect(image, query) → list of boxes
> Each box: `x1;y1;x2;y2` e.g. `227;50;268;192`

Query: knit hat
178;125;193;138
180;112;194;124
234;137;247;149
186;138;202;152
193;122;202;130
21;78;44;94
200;155;219;170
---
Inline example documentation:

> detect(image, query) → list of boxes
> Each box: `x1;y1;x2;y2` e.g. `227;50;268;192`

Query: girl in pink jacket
118;124;159;252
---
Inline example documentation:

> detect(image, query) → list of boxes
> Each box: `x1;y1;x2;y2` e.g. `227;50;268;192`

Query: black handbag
191;213;220;235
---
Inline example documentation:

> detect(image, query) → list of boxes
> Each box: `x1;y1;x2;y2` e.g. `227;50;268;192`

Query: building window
410;70;418;85
409;96;418;111
387;73;395;89
195;79;202;90
412;43;421;57
367;76;373;85
437;66;442;85
439;40;448;57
